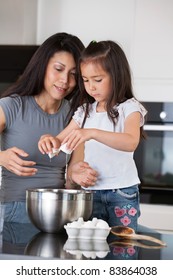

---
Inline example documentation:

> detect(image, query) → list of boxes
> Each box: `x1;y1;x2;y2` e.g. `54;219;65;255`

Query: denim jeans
90;185;140;231
3;202;31;223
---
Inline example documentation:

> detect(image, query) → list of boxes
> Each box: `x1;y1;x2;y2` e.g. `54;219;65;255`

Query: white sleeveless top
73;98;147;190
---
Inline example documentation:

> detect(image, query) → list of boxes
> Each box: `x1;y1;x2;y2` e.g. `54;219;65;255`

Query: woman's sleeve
0;96;21;128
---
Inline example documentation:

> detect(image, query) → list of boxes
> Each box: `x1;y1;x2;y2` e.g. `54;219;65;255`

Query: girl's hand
63;129;94;151
68;161;98;188
38;134;61;154
0;147;37;176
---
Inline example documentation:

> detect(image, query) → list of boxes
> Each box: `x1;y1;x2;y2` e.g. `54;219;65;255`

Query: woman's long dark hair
1;32;85;116
78;40;146;138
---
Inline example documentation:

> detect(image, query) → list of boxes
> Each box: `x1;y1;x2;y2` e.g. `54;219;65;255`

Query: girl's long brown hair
78;40;146;138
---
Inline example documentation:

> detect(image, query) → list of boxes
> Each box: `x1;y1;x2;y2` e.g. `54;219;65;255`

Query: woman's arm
0;106;5;133
0;106;37;176
63;111;141;152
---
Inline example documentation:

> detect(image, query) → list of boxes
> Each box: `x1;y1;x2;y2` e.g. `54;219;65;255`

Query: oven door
135;124;173;192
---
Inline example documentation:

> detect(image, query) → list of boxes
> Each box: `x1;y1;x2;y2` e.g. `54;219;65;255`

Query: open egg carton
63;238;110;259
64;217;111;240
64;217;111;259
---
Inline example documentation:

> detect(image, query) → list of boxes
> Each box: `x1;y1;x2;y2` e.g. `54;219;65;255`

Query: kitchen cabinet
132;0;173;102
0;0;37;44
139;203;173;234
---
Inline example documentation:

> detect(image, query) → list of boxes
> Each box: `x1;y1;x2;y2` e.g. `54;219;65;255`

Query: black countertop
0;222;173;260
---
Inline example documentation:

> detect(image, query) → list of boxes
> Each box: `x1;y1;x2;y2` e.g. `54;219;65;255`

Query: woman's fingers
8;164;37;176
71;161;98;187
38;136;60;154
1;148;37;176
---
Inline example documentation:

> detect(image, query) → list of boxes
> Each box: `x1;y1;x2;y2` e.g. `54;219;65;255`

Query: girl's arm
38;119;79;154
63;111;141;152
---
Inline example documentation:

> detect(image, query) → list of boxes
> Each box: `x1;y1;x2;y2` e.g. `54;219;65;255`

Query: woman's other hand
67;161;98;188
0;147;37;176
38;134;61;154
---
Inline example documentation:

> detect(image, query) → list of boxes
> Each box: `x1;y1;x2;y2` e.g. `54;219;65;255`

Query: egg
96;219;110;229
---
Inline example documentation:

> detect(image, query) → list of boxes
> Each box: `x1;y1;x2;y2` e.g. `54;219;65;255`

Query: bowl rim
26;188;92;194
26;188;93;201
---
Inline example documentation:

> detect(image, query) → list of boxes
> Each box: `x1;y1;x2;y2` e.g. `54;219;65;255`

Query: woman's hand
38;134;61;154
67;161;98;188
0;147;37;176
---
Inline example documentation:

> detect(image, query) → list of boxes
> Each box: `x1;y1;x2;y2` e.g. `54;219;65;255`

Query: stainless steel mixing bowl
26;188;93;233
24;232;85;259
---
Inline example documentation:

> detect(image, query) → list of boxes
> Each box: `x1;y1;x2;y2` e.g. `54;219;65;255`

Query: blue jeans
90;185;140;231
4;202;31;223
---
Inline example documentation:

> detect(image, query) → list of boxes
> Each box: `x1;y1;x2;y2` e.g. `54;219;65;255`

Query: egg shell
48;148;60;159
96;220;110;229
60;143;72;154
81;220;94;228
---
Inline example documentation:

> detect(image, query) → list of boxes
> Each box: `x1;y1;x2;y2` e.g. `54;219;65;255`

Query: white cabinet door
0;0;37;44
132;0;173;102
139;203;173;233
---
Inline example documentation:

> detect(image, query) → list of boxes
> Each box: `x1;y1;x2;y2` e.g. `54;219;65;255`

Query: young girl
38;40;147;230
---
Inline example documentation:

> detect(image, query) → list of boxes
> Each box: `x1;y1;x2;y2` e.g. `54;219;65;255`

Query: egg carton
64;217;111;240
63;238;110;259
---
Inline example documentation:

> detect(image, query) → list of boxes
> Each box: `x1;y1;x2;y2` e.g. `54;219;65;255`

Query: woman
0;32;89;223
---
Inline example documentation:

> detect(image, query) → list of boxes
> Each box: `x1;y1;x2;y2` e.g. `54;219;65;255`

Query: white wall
0;0;173;102
37;0;135;57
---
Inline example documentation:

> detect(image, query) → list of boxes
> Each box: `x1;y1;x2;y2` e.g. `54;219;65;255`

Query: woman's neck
34;95;62;114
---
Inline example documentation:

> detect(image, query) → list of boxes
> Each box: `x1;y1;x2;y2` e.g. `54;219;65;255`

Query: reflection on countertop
0;222;173;260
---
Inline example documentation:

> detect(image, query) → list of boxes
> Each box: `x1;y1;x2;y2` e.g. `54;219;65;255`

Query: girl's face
43;51;77;100
81;61;112;108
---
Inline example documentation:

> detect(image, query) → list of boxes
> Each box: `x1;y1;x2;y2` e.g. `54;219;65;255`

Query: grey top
0;95;71;202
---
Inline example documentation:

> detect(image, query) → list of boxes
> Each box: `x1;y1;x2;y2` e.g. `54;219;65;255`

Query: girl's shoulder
118;98;147;115
73;102;95;127
117;98;147;126
75;102;95;114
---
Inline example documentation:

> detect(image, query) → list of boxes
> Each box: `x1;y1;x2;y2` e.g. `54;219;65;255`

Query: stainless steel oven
134;102;173;205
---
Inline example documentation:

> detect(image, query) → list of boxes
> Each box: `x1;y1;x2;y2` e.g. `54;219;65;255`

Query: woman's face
43;51;77;100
